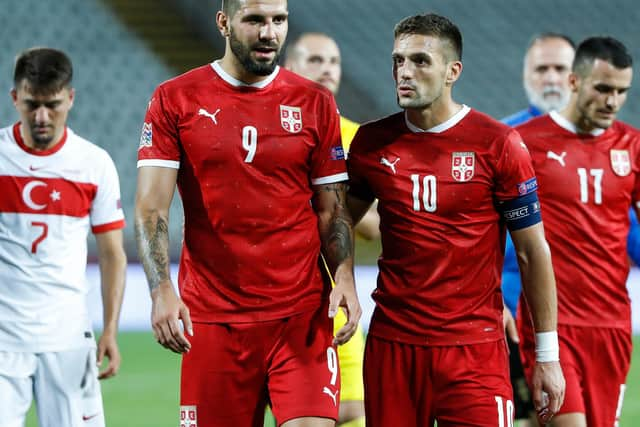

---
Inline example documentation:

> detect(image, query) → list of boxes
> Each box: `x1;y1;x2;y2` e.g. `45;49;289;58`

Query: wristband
535;331;559;362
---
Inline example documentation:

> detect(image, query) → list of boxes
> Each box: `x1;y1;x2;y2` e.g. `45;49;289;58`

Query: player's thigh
581;327;631;426
0;351;37;427
434;340;513;427
335;314;364;403
269;309;339;425
181;322;272;427
363;335;422;427
548;412;587;427
34;347;105;427
280;417;335;427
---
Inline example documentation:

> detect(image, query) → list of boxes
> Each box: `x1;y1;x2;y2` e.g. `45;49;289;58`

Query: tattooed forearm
316;183;354;275
135;213;170;292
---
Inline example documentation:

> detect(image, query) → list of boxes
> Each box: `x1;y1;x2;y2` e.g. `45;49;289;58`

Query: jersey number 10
411;174;437;212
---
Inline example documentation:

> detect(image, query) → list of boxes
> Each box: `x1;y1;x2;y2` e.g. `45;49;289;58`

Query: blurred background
2;0;639;261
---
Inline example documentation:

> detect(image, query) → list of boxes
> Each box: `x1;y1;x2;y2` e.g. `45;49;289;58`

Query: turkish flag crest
451;151;475;182
180;405;198;427
280;105;303;133
610;149;631;176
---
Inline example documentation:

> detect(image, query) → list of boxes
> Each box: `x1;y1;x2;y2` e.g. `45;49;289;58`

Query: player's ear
68;87;75;109
568;73;580;92
445;60;463;86
216;11;230;37
10;88;17;105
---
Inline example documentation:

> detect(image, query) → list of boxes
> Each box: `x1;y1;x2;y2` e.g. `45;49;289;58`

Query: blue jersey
500;106;640;315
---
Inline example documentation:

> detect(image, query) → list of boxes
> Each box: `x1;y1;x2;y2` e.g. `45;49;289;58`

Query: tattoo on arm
318;183;353;273
135;214;170;292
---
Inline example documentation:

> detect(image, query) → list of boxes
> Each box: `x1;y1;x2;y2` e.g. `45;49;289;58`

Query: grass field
26;333;640;426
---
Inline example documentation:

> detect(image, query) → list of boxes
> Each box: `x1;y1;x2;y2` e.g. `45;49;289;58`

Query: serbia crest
610;149;630;176
452;151;475;182
280;105;302;133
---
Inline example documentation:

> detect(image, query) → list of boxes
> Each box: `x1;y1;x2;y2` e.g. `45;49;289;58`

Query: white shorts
0;347;104;427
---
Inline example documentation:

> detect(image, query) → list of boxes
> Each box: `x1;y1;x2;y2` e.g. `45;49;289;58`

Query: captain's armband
497;191;542;231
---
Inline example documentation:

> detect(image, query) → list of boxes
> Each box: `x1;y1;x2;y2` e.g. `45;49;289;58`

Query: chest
530;139;637;207
177;96;320;172
363;142;497;217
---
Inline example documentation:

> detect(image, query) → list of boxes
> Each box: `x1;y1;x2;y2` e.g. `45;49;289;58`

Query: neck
559;101;595;134
20;123;64;151
405;99;462;131
219;50;271;85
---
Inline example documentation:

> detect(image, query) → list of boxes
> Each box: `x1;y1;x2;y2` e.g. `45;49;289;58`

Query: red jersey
138;62;347;323
518;112;640;330
348;106;536;345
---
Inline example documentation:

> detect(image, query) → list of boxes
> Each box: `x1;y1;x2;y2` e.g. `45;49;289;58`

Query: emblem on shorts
280;105;302;133
180;405;198;427
451;151;475;182
611;149;630;176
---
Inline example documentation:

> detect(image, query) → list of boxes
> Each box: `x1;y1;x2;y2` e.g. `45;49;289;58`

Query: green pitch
26;333;640;426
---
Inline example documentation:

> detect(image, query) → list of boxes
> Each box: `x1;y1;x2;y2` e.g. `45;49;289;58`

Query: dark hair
14;47;73;95
527;32;575;51
394;13;462;61
573;36;633;76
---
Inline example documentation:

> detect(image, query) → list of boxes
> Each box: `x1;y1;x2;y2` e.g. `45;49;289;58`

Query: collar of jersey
12;122;68;156
404;104;470;133
549;111;605;136
211;60;279;89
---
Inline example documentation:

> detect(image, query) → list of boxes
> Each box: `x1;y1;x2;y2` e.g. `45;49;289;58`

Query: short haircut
526;32;575;52
221;0;241;18
284;32;334;63
573;36;633;76
394;13;462;61
13;47;73;95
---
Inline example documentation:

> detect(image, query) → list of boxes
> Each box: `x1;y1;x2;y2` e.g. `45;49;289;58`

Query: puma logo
322;386;339;406
380;156;400;174
547;151;567;167
198;108;221;125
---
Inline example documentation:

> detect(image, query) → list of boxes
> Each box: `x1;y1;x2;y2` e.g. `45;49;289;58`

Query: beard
525;82;570;113
29;124;55;148
229;27;280;76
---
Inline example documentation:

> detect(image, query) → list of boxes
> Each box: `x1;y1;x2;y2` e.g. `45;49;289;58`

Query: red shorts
519;324;631;426
364;335;513;427
180;308;339;427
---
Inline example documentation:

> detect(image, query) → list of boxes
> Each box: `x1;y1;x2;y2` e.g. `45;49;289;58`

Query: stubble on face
228;23;281;76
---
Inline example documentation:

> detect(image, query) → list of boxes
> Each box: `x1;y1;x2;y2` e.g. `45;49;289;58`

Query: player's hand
151;281;193;353
329;275;362;345
97;329;121;379
502;306;519;343
531;360;565;424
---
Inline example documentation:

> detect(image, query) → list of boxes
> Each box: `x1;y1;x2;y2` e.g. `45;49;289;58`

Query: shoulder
349;112;404;155
65;129;115;166
277;68;336;103
501;108;534;126
155;64;213;95
610;120;640;138
464;109;517;141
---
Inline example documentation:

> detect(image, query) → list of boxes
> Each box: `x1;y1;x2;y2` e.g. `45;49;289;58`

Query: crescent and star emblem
21;181;61;210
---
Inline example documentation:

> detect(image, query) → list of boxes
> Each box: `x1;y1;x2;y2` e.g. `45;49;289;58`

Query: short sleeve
91;151;126;233
494;129;537;201
347;128;376;203
137;85;181;169
310;94;348;185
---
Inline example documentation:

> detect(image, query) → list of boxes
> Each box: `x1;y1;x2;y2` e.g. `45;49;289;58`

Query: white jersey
0;124;125;352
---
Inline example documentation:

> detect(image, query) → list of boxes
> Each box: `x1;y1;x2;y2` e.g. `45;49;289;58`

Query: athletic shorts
0;347;104;427
364;335;513;427
520;324;631;426
180;308;339;426
507;335;534;419
334;308;365;402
